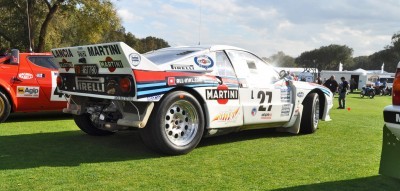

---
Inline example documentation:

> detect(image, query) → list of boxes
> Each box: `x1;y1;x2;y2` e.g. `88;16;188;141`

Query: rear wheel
369;91;375;99
300;93;319;134
74;114;115;136
0;91;11;123
140;91;204;155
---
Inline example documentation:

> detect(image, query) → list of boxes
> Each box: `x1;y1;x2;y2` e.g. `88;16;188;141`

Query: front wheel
0;91;11;123
300;93;319;134
369;91;375;99
140;91;204;155
74;114;115;136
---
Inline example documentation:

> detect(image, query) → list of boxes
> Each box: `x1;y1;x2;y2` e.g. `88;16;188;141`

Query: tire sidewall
0;91;11;123
153;91;204;154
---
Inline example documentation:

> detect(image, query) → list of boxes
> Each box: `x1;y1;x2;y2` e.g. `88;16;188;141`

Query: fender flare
0;79;18;112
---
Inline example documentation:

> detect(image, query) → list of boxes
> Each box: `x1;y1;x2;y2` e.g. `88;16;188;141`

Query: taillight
119;77;131;93
56;75;63;88
393;65;400;105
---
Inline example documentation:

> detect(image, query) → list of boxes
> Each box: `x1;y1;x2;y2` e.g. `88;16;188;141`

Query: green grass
1;94;400;190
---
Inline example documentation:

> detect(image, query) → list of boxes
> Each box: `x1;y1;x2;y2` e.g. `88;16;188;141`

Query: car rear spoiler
51;42;162;73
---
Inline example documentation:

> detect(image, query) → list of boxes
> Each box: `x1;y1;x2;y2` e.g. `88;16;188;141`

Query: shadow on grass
272;175;400;191
0;127;295;170
6;111;72;123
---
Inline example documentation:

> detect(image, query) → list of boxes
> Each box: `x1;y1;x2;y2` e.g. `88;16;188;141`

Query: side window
227;50;279;86
215;51;236;78
28;56;59;69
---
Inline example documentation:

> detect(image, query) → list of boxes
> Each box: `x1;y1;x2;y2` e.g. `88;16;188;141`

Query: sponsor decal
99;57;123;72
205;84;238;104
129;53;141;67
59;59;73;72
77;47;87;58
75;77;105;93
52;49;73;58
261;113;272;119
297;92;304;97
212;108;240;122
251;107;257;116
18;73;33;80
170;64;194;70
36;73;45;78
194;55;214;69
87;44;121;56
146;95;162;101
280;86;291;103
281;104;291;117
167;76;204;86
16;86;39;98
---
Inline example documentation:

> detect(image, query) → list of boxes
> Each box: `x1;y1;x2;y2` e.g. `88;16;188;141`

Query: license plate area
74;64;98;75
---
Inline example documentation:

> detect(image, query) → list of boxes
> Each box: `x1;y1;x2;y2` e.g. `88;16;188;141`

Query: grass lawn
1;93;400;190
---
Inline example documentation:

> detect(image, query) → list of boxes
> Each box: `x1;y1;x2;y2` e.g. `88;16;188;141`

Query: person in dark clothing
323;75;339;96
338;77;349;109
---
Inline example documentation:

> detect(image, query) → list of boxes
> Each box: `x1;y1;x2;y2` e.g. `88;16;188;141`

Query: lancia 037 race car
0;50;66;123
52;42;333;155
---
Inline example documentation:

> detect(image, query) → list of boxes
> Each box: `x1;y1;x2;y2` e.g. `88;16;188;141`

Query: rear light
56;75;63;88
392;63;400;105
119;77;131;93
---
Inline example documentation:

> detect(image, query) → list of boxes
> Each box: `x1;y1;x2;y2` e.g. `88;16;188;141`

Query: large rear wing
51;42;161;74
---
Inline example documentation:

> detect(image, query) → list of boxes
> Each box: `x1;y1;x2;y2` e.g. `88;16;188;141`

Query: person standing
338;77;349;109
350;78;356;93
323;75;339;96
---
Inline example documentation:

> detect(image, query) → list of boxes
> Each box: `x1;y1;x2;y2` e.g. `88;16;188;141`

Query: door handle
11;77;22;83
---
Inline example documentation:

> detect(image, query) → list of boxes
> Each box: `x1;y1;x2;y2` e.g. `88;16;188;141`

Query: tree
268;51;296;67
0;0;124;52
296;44;354;73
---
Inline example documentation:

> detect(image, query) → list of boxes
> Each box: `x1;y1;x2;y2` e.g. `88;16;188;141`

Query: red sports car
0;49;67;122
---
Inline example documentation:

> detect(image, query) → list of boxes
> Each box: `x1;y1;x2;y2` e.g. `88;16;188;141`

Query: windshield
144;49;201;65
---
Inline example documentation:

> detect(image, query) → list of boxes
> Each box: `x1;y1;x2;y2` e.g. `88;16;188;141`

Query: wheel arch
160;87;209;132
305;89;325;119
0;83;15;113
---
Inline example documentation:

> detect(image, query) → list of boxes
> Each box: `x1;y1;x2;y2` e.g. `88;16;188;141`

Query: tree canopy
0;0;169;53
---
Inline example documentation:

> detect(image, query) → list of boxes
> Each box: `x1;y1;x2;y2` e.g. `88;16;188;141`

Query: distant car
53;42;333;155
381;61;400;179
0;50;67;122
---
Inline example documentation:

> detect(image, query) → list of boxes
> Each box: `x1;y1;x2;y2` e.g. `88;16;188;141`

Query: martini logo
206;84;238;104
59;59;73;72
194;55;214;69
99;57;123;72
212;108;240;122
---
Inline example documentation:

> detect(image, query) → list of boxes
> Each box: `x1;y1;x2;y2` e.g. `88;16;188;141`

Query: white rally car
52;42;333;155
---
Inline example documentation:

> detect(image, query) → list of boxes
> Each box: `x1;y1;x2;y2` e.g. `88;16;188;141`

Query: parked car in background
53;42;333;155
0;49;67;123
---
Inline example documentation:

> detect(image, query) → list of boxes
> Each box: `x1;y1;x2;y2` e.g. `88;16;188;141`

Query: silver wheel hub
164;100;199;146
313;98;320;127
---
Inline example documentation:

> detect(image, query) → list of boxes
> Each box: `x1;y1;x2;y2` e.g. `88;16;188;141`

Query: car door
226;50;292;126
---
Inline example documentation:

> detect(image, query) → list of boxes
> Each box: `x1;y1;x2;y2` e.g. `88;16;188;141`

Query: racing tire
139;91;204;155
0;91;11;123
300;93;319;134
73;114;115;136
360;92;364;98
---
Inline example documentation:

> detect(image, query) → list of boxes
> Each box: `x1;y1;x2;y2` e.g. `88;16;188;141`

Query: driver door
226;50;292;125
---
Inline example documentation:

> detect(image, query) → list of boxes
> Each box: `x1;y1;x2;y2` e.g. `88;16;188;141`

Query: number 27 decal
251;90;272;111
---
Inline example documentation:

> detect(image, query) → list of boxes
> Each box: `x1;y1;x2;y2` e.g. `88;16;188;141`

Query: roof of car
151;45;248;52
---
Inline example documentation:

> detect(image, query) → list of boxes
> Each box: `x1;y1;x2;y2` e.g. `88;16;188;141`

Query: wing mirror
10;49;19;64
279;70;288;79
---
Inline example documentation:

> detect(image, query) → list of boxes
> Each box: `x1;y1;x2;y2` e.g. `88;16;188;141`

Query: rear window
144;49;199;65
28;56;59;69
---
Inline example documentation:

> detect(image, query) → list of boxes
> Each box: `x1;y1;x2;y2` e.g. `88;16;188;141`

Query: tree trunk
36;1;60;52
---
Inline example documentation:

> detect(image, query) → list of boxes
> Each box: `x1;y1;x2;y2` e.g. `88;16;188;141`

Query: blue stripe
137;87;173;96
137;82;166;88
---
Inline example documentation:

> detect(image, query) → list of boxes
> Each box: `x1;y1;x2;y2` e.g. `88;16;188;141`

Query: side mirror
10;49;19;64
279;70;287;79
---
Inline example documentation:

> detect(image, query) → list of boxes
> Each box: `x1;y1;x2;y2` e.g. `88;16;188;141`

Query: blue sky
111;0;400;57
